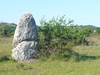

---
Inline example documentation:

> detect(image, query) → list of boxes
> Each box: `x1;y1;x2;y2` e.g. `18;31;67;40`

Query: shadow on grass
0;51;100;62
73;53;100;61
0;53;14;62
0;55;10;62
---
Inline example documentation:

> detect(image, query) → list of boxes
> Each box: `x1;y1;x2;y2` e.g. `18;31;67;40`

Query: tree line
0;22;16;37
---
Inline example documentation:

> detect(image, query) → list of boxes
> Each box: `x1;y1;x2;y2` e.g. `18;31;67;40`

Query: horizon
0;0;100;27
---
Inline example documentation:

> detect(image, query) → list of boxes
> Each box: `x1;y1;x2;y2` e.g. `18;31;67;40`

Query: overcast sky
0;0;100;27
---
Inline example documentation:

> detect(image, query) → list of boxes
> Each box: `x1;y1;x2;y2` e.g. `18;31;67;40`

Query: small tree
38;16;75;58
38;16;89;59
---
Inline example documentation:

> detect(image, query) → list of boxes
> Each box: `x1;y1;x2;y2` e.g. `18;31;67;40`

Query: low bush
37;16;91;60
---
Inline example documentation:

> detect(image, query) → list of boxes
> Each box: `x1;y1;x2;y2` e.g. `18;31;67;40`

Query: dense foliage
96;27;100;33
0;22;16;36
37;16;93;59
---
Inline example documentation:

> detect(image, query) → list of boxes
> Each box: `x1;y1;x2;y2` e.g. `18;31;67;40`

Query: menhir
12;13;38;61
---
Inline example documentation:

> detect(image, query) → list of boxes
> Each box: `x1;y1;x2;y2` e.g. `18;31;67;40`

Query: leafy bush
0;22;16;36
37;16;90;59
96;27;100;33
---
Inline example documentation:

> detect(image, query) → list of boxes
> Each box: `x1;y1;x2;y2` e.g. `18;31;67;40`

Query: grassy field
0;35;100;75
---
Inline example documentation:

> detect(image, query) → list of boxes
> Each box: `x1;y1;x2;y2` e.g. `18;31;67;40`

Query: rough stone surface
12;13;37;61
13;13;37;47
12;41;37;60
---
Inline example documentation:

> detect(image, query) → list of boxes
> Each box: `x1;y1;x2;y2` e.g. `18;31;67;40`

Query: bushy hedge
96;27;100;33
0;22;16;36
37;16;92;59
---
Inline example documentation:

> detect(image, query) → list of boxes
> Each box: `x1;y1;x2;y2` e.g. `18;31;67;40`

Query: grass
0;35;100;75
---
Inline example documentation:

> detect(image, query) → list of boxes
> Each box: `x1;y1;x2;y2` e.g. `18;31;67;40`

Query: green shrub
96;27;100;33
0;22;16;36
37;16;89;59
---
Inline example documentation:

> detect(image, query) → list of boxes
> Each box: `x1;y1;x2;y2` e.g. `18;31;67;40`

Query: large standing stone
12;13;38;61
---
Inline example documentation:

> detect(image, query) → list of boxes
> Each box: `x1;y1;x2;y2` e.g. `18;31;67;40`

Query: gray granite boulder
13;13;37;47
12;13;38;61
12;41;37;60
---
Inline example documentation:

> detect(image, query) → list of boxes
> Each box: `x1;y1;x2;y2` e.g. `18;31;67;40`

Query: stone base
12;41;37;61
